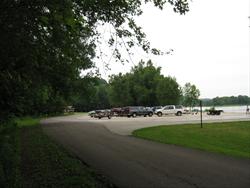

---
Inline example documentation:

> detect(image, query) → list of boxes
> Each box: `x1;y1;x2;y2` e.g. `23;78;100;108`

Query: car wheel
127;115;131;118
176;111;182;116
132;113;137;118
144;114;147;117
157;112;162;117
108;116;111;119
98;117;101;119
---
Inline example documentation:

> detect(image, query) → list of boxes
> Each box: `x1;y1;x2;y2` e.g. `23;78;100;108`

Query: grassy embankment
0;116;114;188
133;121;250;159
73;112;88;115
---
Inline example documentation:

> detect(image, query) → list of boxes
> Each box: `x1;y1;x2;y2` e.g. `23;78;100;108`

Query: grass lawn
133;121;250;159
73;112;88;115
15;116;40;127
0;117;114;188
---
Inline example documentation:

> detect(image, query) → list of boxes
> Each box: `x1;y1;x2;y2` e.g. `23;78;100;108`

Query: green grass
133;121;250;159
0;117;114;188
73;112;88;115
0;121;21;187
15;116;40;127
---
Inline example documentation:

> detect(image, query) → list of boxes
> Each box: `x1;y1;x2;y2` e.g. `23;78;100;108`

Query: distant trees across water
202;96;250;106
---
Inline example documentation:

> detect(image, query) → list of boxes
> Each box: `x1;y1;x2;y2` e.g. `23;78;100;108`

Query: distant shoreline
203;104;248;107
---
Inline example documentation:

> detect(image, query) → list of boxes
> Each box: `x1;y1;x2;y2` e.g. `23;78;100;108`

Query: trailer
207;109;223;115
93;109;113;119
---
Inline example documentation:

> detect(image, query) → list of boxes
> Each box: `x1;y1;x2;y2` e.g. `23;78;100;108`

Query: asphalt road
42;115;250;188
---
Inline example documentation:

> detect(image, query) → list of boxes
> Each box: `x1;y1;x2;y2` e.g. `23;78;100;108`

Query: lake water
202;106;248;113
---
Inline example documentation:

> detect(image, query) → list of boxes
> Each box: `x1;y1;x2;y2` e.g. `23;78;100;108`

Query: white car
155;105;184;117
88;110;96;117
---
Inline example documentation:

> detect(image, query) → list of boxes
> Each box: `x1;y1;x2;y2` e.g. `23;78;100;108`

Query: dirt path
42;121;250;188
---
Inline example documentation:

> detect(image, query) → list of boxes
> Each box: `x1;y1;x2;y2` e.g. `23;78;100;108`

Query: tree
206;95;250;106
156;77;181;105
108;73;133;107
109;60;162;106
109;60;182;107
0;0;190;123
73;77;111;111
129;60;162;106
95;85;110;109
182;83;200;109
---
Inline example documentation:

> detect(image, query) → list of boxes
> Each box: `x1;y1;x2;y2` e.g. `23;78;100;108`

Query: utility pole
200;100;203;128
248;16;250;114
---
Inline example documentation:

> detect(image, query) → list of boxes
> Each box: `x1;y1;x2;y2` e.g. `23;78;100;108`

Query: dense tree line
73;60;201;111
72;77;110;112
108;60;181;107
0;0;189;125
202;96;250;106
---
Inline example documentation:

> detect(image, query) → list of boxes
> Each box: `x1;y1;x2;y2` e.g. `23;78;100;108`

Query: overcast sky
95;0;250;99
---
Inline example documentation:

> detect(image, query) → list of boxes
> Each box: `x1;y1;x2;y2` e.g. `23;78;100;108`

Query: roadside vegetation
1;0;189;126
133;121;250;159
0;117;115;188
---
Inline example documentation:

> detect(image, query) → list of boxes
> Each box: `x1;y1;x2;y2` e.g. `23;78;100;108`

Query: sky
93;0;250;99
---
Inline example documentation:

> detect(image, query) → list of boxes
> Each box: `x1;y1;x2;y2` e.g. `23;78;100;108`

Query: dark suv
122;106;153;118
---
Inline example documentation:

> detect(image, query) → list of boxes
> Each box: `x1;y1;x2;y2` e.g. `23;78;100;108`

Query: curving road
42;114;250;188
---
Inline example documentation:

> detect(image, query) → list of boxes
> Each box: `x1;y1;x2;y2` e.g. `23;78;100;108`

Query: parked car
192;108;199;114
122;106;153;118
111;107;123;117
88;110;96;117
93;109;112;119
183;108;191;114
151;106;163;112
155;105;184;116
64;106;75;113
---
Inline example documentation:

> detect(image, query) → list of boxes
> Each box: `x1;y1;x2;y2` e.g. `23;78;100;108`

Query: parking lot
42;112;250;188
42;112;250;135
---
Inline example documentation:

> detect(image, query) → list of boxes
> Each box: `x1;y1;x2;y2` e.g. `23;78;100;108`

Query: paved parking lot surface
42;114;250;188
42;112;250;135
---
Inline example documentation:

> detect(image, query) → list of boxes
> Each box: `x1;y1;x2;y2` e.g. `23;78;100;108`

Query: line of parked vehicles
88;105;186;119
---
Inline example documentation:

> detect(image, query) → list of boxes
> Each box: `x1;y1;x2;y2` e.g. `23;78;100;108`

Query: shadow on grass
0;117;116;188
